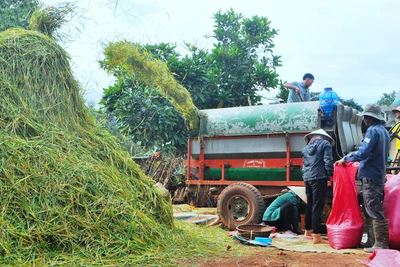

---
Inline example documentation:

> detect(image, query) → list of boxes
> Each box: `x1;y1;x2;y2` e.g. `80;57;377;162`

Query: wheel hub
229;196;249;220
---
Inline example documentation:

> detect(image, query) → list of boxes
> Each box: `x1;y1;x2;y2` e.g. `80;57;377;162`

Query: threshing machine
185;101;363;230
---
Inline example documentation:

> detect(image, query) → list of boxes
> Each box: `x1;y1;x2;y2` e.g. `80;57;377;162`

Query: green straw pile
0;28;173;260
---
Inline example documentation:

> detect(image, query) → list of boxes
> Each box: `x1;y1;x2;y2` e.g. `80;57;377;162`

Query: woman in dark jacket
302;129;334;244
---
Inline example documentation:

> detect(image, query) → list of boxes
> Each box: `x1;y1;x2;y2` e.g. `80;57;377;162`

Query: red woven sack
384;173;400;249
326;162;363;249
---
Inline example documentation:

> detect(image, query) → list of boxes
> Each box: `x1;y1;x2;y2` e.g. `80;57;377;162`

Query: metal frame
186;132;305;187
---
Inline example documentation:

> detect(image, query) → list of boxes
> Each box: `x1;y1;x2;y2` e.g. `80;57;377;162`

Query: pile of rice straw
0;28;173;259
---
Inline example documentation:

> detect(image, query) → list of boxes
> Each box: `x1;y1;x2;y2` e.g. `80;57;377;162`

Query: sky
42;0;400;108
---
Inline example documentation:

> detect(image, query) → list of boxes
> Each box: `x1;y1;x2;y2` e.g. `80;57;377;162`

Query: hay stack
0;28;173;258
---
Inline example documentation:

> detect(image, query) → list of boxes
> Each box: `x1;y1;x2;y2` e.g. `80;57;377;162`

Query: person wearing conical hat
302;129;334;244
262;187;305;235
335;104;390;253
392;106;400;120
391;106;400;135
389;106;400;157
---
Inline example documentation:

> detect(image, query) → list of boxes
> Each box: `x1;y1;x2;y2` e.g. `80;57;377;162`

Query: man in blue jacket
335;104;390;253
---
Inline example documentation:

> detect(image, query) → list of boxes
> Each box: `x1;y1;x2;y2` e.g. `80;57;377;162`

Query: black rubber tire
217;182;266;231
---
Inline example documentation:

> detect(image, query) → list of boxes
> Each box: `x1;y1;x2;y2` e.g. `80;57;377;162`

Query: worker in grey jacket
335;104;390;253
302;129;334;244
284;73;314;103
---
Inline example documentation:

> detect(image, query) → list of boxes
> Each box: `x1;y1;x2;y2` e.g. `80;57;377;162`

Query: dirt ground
190;246;371;267
174;206;372;266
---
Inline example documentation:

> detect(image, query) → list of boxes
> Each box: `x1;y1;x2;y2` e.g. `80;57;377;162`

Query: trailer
185;101;363;230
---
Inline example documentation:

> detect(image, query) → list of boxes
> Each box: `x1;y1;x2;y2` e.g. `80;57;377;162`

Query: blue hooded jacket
302;138;334;181
345;121;389;185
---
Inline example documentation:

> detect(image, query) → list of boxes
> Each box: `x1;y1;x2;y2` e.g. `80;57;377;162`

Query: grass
0;220;260;266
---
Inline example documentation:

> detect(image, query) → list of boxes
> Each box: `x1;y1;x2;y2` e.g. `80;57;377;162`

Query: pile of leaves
0;28;173;262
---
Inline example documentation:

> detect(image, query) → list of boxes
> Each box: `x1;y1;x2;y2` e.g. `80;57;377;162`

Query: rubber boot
360;217;375;248
304;230;312;237
364;219;389;253
313;234;321;244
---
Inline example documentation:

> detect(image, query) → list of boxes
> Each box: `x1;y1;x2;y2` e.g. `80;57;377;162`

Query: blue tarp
233;234;272;247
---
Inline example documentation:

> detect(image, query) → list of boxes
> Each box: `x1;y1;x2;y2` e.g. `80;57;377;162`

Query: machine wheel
217;182;266;230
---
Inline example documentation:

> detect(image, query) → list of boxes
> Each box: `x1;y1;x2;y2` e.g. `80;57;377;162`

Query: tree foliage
338;97;363;111
100;42;194;155
274;88;320;103
208;9;282;107
101;41;199;129
274;86;289;103
100;9;282;154
0;0;39;31
376;90;397;106
101;70;188;155
141;9;282;109
144;43;216;109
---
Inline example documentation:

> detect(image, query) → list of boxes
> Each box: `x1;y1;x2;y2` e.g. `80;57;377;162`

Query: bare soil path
189;246;370;267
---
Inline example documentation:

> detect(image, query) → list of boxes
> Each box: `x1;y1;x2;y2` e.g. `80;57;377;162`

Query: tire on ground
217;182;266;231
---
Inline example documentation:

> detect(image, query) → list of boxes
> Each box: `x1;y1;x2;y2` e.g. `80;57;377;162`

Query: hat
304;129;335;146
360;104;385;121
288;186;307;204
392;106;400;113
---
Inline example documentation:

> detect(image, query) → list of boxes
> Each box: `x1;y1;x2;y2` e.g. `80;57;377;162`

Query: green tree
274;86;289;103
143;42;216;109
142;9;282;109
208;9;282;107
100;9;282;154
275;87;319;103
339;97;363;111
310;91;321;101
0;0;39;31
100;67;188;156
376;90;397;106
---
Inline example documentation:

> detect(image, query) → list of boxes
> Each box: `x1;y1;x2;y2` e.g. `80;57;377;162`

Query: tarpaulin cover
360;249;400;267
327;162;363;249
384;173;400;249
233;234;272;247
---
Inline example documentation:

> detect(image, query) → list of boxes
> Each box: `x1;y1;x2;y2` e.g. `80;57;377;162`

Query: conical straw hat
304;129;335;146
288;186;307;204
